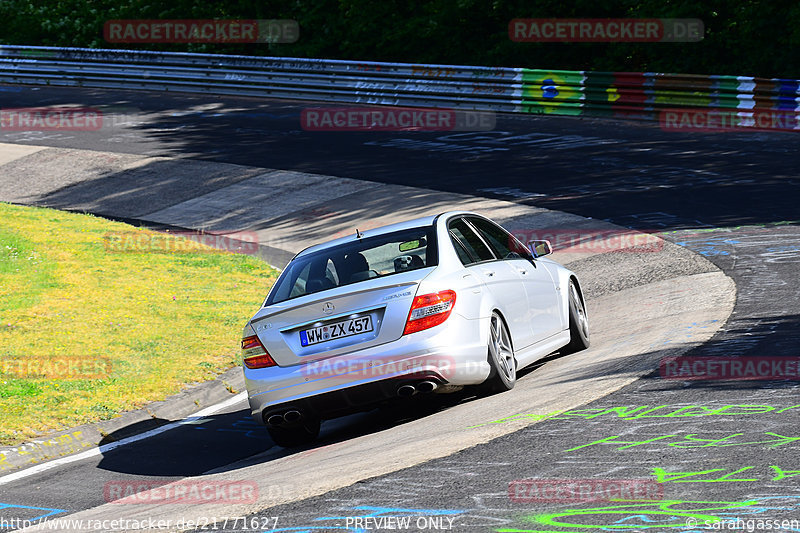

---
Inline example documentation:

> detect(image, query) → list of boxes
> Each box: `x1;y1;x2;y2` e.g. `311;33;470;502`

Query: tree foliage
0;0;796;78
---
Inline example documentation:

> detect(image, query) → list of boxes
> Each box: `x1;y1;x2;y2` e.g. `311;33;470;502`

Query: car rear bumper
244;314;490;422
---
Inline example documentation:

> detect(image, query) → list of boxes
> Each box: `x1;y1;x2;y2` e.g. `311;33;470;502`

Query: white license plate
300;316;373;346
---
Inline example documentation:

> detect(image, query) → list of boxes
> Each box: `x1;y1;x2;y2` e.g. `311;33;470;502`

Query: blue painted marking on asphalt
262;526;367;533
192;415;269;440
612;514;679;524
0;502;67;521
215;428;270;440
765;245;800;252
318;506;464;520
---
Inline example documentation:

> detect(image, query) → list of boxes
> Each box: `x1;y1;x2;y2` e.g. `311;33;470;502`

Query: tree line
1;0;797;78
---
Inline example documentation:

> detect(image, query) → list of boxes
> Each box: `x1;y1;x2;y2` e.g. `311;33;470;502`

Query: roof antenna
355;228;363;238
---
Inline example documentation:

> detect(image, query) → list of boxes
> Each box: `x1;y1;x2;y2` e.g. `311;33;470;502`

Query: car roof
295;210;475;257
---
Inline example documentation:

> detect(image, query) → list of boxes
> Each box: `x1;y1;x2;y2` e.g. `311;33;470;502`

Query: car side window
448;218;495;265
288;262;312;298
467;217;532;260
450;234;475;264
325;258;339;285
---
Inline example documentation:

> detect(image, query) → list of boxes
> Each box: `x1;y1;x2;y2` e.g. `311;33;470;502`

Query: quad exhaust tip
266;414;285;426
416;380;438;393
283;409;303;423
397;384;416;397
397;380;439;397
266;409;304;427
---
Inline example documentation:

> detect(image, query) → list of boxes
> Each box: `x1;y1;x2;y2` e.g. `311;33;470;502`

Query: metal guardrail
0;45;798;123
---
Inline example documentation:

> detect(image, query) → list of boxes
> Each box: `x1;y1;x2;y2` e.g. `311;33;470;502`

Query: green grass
0;202;279;445
0;227;60;313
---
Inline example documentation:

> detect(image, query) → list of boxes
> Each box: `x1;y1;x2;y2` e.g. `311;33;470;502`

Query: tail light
241;335;277;369
403;290;457;335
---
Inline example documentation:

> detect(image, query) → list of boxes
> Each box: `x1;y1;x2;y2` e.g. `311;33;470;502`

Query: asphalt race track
0;86;798;532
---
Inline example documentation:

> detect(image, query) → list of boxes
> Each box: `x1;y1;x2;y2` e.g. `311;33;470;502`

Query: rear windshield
266;226;438;305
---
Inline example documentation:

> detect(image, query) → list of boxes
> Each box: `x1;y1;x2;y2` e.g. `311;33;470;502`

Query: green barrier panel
582;71;615;116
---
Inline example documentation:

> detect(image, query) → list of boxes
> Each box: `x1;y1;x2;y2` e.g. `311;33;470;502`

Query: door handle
483;270;495;277
516;268;527;275
463;273;482;293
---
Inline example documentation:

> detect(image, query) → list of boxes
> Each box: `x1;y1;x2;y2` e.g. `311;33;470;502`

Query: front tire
481;312;517;393
563;279;590;353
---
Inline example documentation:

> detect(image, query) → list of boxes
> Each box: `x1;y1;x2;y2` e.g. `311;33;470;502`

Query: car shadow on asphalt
96;409;273;476
92;349;634;478
200;390;490;475
94;390;485;477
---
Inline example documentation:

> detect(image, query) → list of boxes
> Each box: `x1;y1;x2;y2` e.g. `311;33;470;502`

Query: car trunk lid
250;270;430;367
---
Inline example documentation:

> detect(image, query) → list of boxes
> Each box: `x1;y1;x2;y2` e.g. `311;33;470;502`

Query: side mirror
528;239;552;258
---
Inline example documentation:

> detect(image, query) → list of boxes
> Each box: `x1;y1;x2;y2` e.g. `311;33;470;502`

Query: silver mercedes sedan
241;211;589;446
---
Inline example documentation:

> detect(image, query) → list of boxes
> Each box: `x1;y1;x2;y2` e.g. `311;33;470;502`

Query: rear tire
267;417;321;448
481;312;517;393
563;279;590;353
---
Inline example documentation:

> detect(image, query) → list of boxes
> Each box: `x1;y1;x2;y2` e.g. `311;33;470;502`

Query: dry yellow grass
0;202;278;445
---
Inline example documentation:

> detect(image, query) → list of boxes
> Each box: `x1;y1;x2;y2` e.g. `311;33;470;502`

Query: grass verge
0;202;278;445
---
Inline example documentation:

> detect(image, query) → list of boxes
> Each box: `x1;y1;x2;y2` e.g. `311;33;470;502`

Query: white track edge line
0;391;248;485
